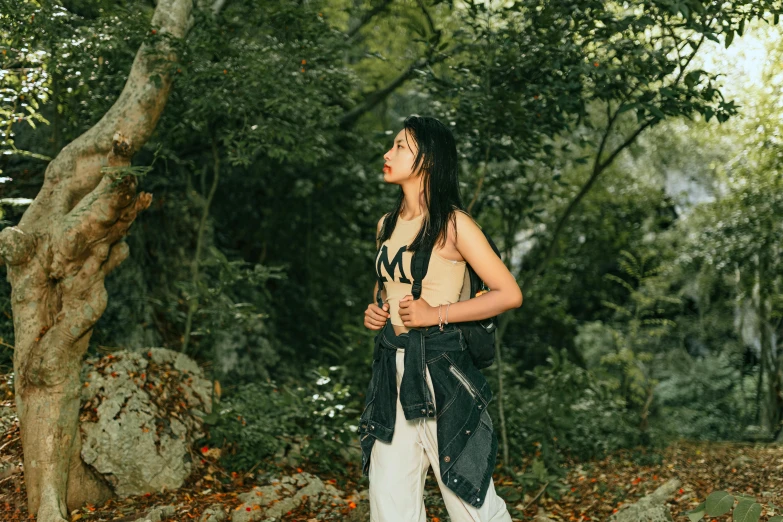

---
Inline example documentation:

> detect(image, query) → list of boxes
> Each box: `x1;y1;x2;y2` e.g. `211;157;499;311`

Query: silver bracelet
445;303;451;325
438;304;444;331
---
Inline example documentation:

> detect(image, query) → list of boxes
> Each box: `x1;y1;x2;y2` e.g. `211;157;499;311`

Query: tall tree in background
0;1;196;519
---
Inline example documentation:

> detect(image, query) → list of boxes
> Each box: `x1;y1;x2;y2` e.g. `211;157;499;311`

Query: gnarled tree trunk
0;1;193;520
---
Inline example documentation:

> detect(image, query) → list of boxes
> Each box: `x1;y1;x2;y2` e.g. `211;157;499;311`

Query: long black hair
376;115;469;252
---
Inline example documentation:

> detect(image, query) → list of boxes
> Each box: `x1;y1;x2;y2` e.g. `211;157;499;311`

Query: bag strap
375;271;385;307
409;245;432;300
473;229;501;295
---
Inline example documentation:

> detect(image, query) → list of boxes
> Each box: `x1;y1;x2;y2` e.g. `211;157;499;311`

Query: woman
360;115;523;522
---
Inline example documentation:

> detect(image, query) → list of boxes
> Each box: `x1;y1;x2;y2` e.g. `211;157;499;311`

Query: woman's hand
364;302;390;330
398;295;436;328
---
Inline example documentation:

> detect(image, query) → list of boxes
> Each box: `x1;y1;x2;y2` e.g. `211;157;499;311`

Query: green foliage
600;250;680;346
685;490;777;522
173;246;287;381
506;348;647;470
0;0;57;170
199;364;363;476
656;352;752;440
576;251;680;438
0;277;11;373
514;457;568;498
163;1;354;167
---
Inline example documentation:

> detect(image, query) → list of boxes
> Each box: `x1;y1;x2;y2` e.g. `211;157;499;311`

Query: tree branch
347;0;395;39
0;227;36;266
339;1;453;129
50;134;152;282
339;47;455;129
19;0;193;230
595;117;656;175
211;0;228;16
518;109;656;295
516;27;705;293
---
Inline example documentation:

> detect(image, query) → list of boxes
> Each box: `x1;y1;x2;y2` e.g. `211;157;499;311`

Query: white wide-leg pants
368;348;514;522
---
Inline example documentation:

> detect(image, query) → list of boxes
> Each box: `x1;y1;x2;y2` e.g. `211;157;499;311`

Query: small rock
730;455;754;468
232;472;330;522
200;504;227;522
229;472;363;521
0;404;16;433
133;505;176;522
345;499;370;522
608;478;680;522
534;507;555;522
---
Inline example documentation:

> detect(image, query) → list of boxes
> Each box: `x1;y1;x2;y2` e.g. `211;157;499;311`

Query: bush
199;364;363;476
505;348;655;471
655;352;752;440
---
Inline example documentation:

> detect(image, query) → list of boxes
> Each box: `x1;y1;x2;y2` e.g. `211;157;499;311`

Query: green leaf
767;517;783;522
684;71;701;89
732;499;761;522
724;29;735;48
706;491;734;516
648;105;665;119
685;501;706;522
617;103;638;114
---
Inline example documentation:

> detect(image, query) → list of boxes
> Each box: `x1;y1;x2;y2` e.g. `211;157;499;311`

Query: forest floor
1;370;781;522
3;424;783;522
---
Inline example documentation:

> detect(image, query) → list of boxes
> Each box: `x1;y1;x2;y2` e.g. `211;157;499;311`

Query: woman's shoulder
442;208;482;253
450;207;481;233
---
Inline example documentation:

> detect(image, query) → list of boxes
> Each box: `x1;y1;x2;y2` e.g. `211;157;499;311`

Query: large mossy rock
79;348;212;497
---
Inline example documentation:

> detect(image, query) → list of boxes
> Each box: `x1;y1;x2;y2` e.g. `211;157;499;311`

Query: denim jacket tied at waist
358;321;498;509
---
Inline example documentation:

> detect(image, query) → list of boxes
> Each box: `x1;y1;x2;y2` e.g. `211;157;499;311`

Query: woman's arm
437;211;522;324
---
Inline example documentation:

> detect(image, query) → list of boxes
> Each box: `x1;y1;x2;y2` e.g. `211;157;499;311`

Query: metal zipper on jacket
449;365;478;400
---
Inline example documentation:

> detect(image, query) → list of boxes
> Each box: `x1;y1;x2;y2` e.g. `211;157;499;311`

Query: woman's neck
400;209;424;220
400;195;426;221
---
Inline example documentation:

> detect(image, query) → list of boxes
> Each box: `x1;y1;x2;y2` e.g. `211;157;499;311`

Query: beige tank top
375;214;467;326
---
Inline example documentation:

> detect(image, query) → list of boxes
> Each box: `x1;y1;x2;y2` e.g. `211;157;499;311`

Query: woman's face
382;128;419;184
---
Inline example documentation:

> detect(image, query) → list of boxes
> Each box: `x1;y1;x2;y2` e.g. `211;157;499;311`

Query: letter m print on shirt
376;245;411;283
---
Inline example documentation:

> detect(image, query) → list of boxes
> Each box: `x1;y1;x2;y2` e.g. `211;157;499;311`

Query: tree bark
0;1;193;520
757;253;779;436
